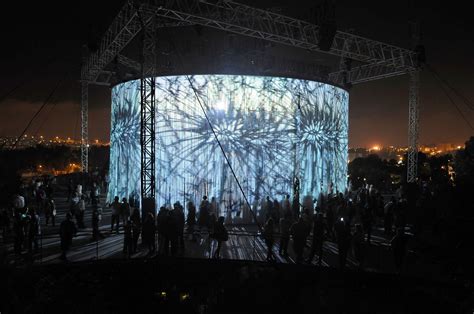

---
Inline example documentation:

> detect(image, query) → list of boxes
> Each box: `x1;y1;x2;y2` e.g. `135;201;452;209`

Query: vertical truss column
140;17;156;214
407;69;419;183
81;81;89;173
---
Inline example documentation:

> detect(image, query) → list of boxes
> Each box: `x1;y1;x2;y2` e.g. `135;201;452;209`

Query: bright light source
457;146;462;149
372;145;380;151
214;97;228;111
180;292;190;301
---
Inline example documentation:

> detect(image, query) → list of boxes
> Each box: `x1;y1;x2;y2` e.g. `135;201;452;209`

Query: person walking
352;224;365;269
130;207;141;253
263;218;275;261
290;216;310;263
120;198;131;225
210;216;228;259
306;213;326;265
110;196;120;234
186;201;197;241
391;227;408;274
59;213;77;261
279;213;291;256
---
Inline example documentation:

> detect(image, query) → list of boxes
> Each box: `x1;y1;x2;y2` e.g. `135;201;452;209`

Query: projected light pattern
108;75;348;210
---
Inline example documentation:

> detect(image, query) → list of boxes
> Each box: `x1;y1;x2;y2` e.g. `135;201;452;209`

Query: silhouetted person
335;218;351;270
157;206;168;255
173;201;185;251
211;216;228;259
384;196;396;235
361;205;373;243
186;201;197;241
263;218;275;261
290;216;310;263
27;208;40;254
120;197;130;225
76;195;86;229
67;179;74;201
59;213;76;261
142;212;156;255
123;219;133;257
307;213;326;265
352;224;365;269
91;205;103;241
391;227;408;274
44;198;56;226
198;196;210;231
166;210;179;256
279;214;291;256
110;196;120;233
130;207;141;253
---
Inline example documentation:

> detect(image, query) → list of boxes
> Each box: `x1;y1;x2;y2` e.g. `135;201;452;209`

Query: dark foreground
1;257;472;314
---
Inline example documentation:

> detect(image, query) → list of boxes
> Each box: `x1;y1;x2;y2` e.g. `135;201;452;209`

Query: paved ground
1;187;444;281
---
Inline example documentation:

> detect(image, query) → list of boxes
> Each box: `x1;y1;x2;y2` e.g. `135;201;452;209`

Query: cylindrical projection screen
107;75;348;212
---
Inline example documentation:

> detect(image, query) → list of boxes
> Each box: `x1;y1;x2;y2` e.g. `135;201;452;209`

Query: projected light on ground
107;75;349;211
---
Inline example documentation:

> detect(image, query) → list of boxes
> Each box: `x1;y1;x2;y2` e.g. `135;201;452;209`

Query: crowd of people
1;175;415;272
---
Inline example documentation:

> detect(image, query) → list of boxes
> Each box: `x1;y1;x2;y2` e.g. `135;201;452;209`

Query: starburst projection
108;75;348;210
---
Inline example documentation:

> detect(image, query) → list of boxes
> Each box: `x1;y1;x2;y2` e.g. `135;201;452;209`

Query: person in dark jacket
123;219;133;257
211;216;228;259
290;217;310;263
186;201;197;241
60;212;77;261
335;218;351;270
130;207;141;253
306;213;326;265
142;212;156;255
263;218;275;261
279;213;292;256
391;227;408;274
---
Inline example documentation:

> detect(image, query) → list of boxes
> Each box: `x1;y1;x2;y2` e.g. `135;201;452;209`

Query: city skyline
0;0;472;148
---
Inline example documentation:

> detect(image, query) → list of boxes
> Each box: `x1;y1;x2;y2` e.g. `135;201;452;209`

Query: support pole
407;69;419;183
140;14;156;218
81;80;89;173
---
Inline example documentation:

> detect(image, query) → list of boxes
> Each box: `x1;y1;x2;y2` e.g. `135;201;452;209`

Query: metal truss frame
407;70;419;183
81;0;421;192
140;12;157;211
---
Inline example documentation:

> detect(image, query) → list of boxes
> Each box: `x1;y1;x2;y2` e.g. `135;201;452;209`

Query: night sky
0;0;472;147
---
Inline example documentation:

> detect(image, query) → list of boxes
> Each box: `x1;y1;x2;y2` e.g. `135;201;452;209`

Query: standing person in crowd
166;209;179;256
44;198;56;227
110;196;120;234
173;201;185;252
142;212;156;255
90;182;100;206
123;219;133;257
77;195;86;229
352;224;365;269
186;201;197;241
361;204;373;244
120;198;131;225
156;206;168;255
391;227;408;274
263;218;275;262
198;196;210;233
384;196;396;235
306;213;326;265
278;212;292;257
91;204;103;241
211;216;228;259
335;218;352;270
36;185;47;216
290;216;310;263
59;213;77;261
130;207;141;253
27;208;40;255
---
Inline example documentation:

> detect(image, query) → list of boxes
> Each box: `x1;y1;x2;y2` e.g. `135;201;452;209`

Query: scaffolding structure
80;0;422;207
